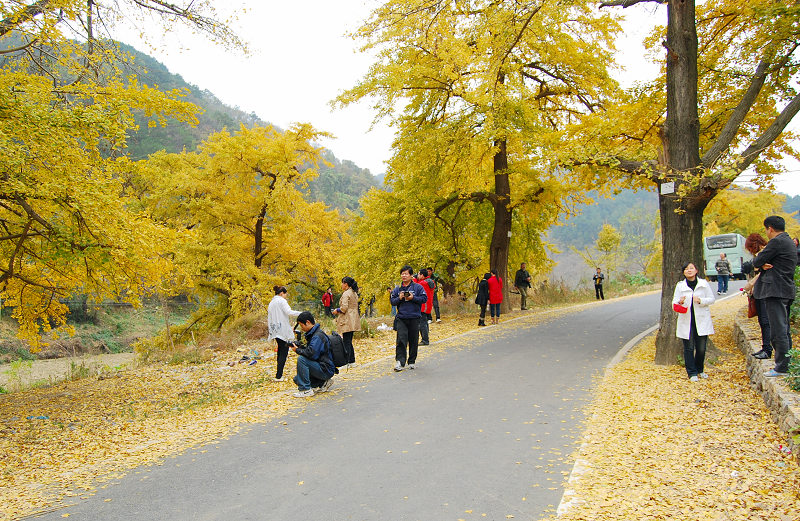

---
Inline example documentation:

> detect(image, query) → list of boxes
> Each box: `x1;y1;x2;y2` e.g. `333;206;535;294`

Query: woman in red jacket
487;269;503;325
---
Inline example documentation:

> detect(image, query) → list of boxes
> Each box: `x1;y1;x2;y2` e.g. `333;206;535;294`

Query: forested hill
548;189;659;248
121;43;379;211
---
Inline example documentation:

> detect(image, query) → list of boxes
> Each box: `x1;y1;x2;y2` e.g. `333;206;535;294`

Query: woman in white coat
672;262;715;382
267;285;301;382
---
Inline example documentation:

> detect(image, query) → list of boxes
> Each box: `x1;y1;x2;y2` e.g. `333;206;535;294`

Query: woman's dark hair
342;276;359;294
400;265;414;275
745;233;767;255
680;262;696;273
490;269;498;276
273;285;288;295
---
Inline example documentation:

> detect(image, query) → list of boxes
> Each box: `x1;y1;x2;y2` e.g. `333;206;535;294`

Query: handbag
672;302;689;314
747;296;758;318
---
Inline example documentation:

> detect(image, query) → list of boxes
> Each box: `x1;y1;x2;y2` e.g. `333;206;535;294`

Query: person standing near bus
714;253;731;294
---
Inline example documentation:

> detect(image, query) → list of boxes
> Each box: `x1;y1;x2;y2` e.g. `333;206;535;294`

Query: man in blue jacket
390;265;429;371
753;215;798;377
290;311;335;397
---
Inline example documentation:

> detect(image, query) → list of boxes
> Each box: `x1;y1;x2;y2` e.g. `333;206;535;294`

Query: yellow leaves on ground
0;307;532;520
557;297;800;521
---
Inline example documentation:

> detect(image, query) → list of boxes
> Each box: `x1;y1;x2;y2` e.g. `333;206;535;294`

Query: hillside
121;43;379;211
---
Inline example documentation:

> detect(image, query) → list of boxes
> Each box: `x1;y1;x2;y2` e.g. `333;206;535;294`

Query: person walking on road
672;262;715;382
389;266;428;371
333;277;360;367
592;267;605;300
267;285;302;382
752;215;797;377
475;273;490;326
487;269;503;325
715;253;732;294
514;262;532;310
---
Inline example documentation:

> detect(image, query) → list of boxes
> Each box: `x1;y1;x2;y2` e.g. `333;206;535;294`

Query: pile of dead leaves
557;296;800;521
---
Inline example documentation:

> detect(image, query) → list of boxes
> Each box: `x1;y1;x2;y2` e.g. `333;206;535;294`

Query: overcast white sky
114;0;800;196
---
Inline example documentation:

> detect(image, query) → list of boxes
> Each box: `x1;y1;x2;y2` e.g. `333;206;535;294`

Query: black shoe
419;341;429;346
752;350;772;359
478;320;486;326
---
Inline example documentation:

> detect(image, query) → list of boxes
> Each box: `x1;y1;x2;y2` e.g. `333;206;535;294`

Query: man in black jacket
514;263;531;310
290;312;335;397
390;265;428;371
753;215;797;376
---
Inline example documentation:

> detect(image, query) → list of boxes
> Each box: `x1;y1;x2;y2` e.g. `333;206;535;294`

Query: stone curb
733;308;800;463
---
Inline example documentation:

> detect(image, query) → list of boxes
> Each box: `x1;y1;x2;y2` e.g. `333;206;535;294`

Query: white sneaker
699;372;708;379
293;389;314;398
689;376;699;382
394;360;404;372
407;363;415;370
274;376;285;382
317;379;334;393
436;319;441;323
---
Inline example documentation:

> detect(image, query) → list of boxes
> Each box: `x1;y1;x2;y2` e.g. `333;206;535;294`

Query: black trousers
275;338;289;379
419;313;430;343
595;284;604;300
342;331;355;364
395;317;420;366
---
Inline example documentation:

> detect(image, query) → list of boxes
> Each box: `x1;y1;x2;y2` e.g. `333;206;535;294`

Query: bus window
706;235;738;249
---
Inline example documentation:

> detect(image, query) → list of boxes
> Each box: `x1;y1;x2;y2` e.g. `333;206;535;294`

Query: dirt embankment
0;352;137;391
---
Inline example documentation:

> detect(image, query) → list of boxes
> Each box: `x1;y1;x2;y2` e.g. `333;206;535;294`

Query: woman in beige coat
333;276;360;367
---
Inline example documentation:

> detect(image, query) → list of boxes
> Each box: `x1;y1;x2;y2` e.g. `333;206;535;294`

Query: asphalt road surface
37;293;663;521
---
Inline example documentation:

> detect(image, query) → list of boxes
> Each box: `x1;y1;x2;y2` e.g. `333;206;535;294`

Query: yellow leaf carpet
556;297;800;521
1;295;798;520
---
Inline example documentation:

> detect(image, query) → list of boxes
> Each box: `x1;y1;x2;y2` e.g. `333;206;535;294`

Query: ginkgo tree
337;0;622;305
0;1;243;345
566;0;800;363
129;124;346;331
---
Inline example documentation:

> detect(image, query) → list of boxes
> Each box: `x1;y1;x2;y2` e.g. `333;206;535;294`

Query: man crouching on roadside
289;311;335;398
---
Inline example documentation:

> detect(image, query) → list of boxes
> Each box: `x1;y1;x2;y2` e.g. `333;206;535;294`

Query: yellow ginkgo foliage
130;124;346;330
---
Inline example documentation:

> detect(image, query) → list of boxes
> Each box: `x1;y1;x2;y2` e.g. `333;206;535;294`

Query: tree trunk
655;0;704;364
254;206;266;268
489;139;512;311
654;191;708;365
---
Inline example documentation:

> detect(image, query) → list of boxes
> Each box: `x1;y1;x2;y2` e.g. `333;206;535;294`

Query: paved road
38;293;662;521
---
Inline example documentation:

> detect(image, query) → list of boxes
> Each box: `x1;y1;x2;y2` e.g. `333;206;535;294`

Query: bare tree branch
0;0;50;37
599;0;666;8
732;92;800;175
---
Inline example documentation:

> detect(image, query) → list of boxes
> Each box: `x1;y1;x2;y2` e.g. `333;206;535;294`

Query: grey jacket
753;232;798;300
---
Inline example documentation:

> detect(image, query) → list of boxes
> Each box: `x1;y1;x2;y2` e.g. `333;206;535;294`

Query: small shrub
787;348;800;392
626;273;653;286
69;361;90;381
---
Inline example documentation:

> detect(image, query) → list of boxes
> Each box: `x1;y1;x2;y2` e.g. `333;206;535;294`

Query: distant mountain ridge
121;42;379;211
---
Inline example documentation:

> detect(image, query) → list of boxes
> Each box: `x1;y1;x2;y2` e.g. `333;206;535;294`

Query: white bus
702;233;753;281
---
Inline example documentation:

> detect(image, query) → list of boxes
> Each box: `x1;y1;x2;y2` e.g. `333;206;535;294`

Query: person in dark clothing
592;268;605;300
752;215;797;377
475;273;491;326
514;263;532;310
289;311;335;397
715;253;732;294
389;265;428;371
744;233;772;359
427;267;441;322
416;271;433;346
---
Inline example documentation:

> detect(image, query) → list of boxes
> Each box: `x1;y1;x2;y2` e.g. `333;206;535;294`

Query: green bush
626;273;653;286
787;348;800;392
